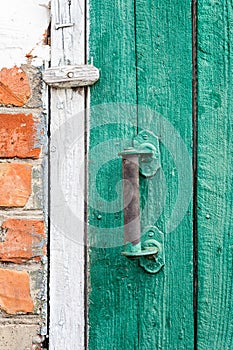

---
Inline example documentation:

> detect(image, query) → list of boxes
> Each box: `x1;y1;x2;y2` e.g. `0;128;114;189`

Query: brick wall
0;65;47;349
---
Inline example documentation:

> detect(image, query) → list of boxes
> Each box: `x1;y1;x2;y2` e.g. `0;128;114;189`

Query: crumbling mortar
0;226;7;242
25;165;44;210
0;158;44;165
22;65;44;109
0;316;42;324
0;106;43;114
0;209;44;219
0;261;44;272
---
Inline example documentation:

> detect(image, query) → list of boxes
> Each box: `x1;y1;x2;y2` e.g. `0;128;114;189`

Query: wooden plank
88;1;193;349
87;0;138;349
197;2;233;348
43;65;99;88
49;0;86;348
135;0;193;348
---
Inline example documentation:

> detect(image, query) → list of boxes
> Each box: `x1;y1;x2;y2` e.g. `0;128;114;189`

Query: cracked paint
0;0;50;68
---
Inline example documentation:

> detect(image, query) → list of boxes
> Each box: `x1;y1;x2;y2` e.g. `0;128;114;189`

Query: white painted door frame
49;0;87;348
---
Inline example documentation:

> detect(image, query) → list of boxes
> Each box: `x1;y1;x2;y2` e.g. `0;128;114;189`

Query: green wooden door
87;1;233;349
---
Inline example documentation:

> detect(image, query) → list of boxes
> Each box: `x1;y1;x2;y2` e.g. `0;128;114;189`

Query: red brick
0;219;45;263
0;269;34;314
0;113;41;158
0;163;32;207
0;66;30;106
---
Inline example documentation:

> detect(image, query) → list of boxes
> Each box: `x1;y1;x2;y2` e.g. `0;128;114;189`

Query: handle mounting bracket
139;226;165;274
121;226;164;274
133;130;161;178
119;130;164;274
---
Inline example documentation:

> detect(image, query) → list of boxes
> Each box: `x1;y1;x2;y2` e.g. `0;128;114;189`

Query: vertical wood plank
197;1;233;348
135;0;193;348
88;1;193;349
88;0;138;349
50;0;85;348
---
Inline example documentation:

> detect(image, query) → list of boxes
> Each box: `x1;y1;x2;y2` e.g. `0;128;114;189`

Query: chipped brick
0;269;34;314
0;66;31;106
0;219;46;263
0;163;32;207
0;113;41;158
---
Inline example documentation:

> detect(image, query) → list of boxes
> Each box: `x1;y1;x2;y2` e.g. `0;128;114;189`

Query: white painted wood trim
43;64;99;88
49;0;86;348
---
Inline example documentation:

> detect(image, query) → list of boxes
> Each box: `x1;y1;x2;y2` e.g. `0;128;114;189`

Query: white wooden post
49;0;86;348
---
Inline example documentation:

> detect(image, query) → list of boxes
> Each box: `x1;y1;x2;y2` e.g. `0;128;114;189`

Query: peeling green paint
88;0;193;348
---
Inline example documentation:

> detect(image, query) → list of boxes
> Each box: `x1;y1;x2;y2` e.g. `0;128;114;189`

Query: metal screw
143;134;148;140
67;71;74;78
148;231;154;237
97;215;102;220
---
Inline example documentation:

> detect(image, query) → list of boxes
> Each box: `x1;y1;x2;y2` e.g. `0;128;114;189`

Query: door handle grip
119;131;165;274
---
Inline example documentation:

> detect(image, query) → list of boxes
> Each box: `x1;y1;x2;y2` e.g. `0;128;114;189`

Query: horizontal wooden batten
43;64;99;88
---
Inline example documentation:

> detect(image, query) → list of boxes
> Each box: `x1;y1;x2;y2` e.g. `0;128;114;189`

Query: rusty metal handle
122;152;141;249
118;131;165;274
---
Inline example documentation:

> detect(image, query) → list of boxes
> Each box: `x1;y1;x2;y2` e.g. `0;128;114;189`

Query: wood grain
49;0;85;349
88;0;193;349
88;0;138;349
197;1;233;348
135;0;193;348
43;65;99;88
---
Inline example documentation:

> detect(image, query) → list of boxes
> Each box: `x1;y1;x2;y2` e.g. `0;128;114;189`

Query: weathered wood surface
49;0;85;349
88;0;138;348
88;0;193;349
135;0;193;348
43;64;99;88
197;1;233;348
